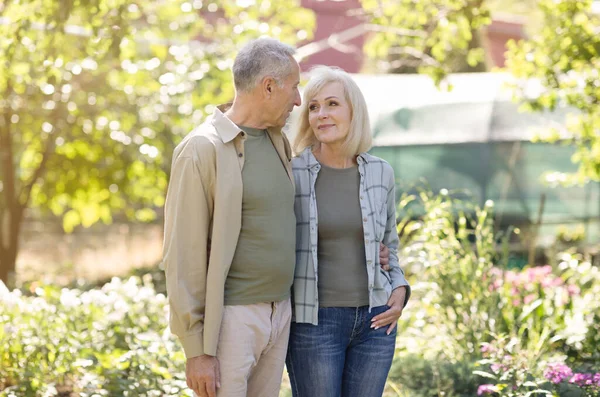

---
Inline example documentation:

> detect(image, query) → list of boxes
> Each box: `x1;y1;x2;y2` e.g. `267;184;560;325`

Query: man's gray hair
233;38;296;92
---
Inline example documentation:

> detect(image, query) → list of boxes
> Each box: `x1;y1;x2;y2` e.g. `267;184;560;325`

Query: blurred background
1;0;599;396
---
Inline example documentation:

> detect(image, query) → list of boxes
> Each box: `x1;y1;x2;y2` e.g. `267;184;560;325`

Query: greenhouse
350;72;600;245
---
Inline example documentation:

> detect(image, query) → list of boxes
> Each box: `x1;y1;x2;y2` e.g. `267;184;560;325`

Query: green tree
360;0;492;84
505;0;600;184
0;0;314;287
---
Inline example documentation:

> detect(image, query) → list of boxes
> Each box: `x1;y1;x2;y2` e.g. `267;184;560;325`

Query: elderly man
163;38;390;397
163;37;301;397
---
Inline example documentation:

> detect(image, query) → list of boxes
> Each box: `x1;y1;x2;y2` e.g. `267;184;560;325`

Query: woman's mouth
318;124;334;130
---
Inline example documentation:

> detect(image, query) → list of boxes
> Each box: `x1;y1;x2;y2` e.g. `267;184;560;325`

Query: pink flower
538;265;553;276
504;271;517;283
570;373;593;387
491;279;502;291
477;384;497;395
541;276;563;288
524;294;537;305
544;363;573;384
527;268;538;282
567;284;580;296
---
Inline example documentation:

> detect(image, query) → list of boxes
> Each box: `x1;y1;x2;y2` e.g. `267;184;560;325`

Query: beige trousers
215;298;291;397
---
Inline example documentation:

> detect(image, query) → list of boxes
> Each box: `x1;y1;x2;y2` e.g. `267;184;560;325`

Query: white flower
60;288;81;307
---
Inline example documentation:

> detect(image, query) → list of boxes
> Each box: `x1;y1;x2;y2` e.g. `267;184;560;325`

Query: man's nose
294;90;301;107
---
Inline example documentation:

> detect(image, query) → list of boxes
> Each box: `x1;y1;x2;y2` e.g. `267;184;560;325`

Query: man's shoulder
173;120;222;159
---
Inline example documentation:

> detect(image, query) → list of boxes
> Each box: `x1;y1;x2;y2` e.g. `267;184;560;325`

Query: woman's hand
370;286;406;335
379;243;390;271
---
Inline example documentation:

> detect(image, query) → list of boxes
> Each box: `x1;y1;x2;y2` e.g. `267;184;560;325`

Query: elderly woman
286;66;411;397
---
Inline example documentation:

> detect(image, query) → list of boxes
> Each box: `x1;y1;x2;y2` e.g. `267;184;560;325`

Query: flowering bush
475;335;550;397
396;190;507;360
485;263;579;355
2;190;598;397
0;276;190;396
393;191;600;396
554;253;600;365
544;362;600;396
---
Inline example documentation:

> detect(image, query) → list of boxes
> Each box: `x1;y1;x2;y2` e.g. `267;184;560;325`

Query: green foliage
555;252;600;366
0;276;189;396
360;0;491;85
388;354;481;397
1;192;599;396
395;189;507;359
0;0;315;283
504;0;600;184
475;335;552;397
391;190;600;395
0;0;314;228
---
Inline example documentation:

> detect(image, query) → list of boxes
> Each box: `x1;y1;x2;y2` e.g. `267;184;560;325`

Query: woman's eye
329;101;338;106
309;105;318;111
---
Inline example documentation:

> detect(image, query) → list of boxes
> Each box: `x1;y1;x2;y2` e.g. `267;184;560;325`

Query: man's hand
186;355;220;397
371;286;406;335
379;243;390;271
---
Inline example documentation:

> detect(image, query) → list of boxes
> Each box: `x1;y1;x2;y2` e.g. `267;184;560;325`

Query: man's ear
262;76;276;97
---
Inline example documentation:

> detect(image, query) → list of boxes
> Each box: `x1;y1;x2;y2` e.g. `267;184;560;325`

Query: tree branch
387;46;441;67
295;22;426;62
365;23;427;38
387;58;432;69
19;134;54;210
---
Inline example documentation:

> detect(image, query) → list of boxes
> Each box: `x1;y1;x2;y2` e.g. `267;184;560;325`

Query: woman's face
308;82;352;146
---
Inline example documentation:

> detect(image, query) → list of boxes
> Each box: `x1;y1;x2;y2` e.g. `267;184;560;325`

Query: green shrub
396;190;510;360
0;276;189;396
2;190;598;397
393;190;600;396
388;354;481;397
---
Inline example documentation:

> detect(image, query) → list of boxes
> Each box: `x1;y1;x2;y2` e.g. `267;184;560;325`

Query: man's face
269;62;301;128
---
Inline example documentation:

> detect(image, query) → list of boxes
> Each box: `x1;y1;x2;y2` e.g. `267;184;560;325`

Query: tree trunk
0;245;17;289
0;204;23;289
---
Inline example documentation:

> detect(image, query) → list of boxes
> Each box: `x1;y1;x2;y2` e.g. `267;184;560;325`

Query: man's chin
275;118;289;129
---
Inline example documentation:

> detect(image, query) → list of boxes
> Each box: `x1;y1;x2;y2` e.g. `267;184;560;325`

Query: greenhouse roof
348;72;572;147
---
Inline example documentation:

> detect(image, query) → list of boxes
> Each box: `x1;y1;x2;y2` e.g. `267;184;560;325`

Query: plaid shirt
291;148;411;325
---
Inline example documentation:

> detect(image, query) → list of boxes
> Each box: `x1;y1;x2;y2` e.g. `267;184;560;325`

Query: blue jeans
286;305;396;397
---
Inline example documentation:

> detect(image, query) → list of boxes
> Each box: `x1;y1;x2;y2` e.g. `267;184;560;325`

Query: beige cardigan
162;105;293;358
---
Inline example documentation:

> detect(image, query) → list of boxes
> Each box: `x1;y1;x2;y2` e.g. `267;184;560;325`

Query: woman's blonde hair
292;66;372;157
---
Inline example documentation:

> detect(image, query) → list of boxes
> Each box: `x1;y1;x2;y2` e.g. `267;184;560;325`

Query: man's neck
225;95;270;129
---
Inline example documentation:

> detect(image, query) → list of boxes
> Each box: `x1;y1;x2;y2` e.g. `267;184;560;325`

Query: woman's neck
313;143;355;169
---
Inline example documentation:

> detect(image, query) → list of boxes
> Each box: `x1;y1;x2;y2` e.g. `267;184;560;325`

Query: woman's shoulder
291;147;314;168
361;153;394;173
